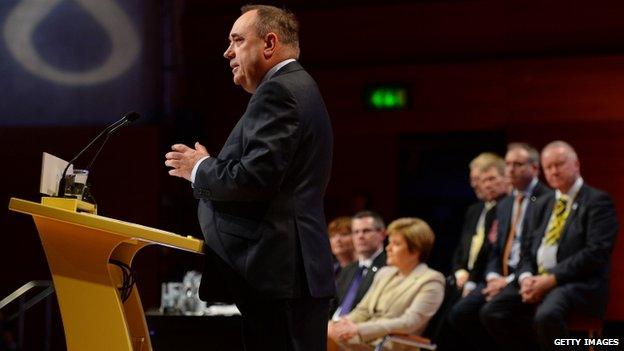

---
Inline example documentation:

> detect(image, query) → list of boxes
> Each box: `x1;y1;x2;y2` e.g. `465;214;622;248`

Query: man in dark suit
165;5;334;350
437;153;507;351
449;143;551;351
330;211;387;319
451;153;507;297
481;141;619;351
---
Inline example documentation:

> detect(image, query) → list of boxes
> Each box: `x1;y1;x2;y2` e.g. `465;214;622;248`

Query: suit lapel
534;195;556;254
366;267;397;314
498;197;514;248
378;264;428;314
558;185;586;245
338;264;359;297
358;252;386;298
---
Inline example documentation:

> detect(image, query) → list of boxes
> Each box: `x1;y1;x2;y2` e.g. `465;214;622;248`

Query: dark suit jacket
451;201;497;284
518;183;618;315
330;251;387;316
486;181;551;276
193;61;334;302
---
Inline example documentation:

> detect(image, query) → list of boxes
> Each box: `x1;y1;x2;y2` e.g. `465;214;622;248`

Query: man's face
223;10;267;93
470;167;484;200
351;217;385;258
505;148;538;190
541;146;579;192
480;166;507;201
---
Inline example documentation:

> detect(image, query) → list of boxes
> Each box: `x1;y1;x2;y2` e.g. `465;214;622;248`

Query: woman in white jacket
328;217;445;350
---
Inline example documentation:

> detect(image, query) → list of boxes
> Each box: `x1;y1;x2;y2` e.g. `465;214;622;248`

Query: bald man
480;141;619;351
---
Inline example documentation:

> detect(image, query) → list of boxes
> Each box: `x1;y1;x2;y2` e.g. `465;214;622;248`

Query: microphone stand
57;112;139;198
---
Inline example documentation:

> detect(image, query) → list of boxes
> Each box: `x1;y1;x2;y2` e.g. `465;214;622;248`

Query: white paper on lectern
40;152;72;196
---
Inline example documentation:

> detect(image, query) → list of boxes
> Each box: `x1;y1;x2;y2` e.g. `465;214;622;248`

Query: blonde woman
328;218;445;350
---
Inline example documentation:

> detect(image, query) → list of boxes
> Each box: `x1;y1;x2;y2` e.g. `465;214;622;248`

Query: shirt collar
260;58;296;85
555;176;583;202
513;177;538;197
359;247;383;268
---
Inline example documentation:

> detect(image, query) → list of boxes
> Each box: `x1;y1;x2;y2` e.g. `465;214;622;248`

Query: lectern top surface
8;197;204;254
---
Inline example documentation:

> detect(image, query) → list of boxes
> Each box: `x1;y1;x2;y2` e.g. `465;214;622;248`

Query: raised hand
165;142;210;181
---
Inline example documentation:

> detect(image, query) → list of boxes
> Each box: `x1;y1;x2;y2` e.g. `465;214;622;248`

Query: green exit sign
365;85;410;110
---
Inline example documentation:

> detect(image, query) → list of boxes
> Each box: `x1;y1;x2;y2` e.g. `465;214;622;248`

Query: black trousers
236;297;330;351
479;282;577;351
448;284;497;351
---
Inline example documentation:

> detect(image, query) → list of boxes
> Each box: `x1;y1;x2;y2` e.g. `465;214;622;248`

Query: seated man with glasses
330;211;387;319
481;141;618;351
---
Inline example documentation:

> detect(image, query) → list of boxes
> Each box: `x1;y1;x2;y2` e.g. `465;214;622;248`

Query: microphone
58;112;140;197
85;111;140;170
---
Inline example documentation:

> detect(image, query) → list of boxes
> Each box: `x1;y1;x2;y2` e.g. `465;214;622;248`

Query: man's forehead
542;147;568;161
481;167;500;176
506;148;528;160
229;11;257;37
353;217;374;226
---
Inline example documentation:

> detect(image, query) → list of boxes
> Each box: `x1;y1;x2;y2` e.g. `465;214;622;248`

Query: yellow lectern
8;197;204;351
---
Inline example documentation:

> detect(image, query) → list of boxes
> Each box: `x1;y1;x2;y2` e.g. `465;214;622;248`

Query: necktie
468;204;492;270
339;265;365;316
545;197;569;245
538;196;570;274
502;194;525;276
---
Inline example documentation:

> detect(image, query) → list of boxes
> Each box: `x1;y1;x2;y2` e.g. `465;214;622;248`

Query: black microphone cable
108;259;136;302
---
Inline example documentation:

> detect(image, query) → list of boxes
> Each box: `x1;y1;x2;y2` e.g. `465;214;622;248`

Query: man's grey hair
542;140;578;162
470;152;505;176
352;210;386;231
241;5;300;58
508;142;540;165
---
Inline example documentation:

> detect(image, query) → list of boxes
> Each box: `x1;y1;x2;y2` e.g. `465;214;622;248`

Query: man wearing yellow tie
481;141;619;351
449;143;551;351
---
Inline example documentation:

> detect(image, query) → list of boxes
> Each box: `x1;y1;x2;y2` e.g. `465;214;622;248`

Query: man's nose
223;44;234;59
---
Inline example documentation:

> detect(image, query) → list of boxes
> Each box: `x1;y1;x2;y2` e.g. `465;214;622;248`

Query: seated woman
328;217;445;350
328;216;356;278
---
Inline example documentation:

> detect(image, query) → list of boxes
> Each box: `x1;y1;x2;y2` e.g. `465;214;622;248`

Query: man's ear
263;32;278;59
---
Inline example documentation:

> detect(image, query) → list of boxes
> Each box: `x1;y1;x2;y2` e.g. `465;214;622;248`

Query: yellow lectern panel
8;198;204;351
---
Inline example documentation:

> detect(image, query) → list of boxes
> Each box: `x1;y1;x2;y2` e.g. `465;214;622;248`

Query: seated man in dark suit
451;153;508;297
481;141;619;351
436;153;507;351
330;211;387;319
449;143;551;351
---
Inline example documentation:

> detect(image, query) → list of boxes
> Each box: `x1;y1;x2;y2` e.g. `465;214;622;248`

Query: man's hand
519;276;536;302
520;274;556;304
462;284;474;297
482;277;507;301
455;270;469;289
164;142;209;181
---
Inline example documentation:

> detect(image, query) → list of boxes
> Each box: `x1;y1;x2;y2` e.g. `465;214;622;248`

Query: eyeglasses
505;161;530;168
351;228;380;235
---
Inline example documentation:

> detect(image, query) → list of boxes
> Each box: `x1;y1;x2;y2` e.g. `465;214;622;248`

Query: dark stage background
1;0;624;349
